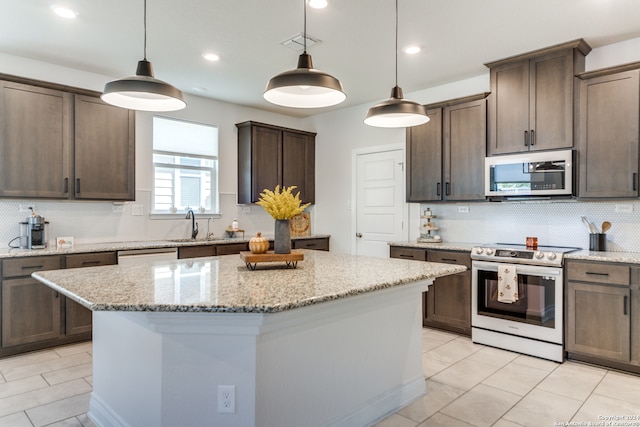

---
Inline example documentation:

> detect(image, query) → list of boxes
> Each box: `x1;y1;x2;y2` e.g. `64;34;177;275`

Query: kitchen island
32;250;465;427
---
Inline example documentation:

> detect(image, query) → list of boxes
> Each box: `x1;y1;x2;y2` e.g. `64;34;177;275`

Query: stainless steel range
471;243;580;362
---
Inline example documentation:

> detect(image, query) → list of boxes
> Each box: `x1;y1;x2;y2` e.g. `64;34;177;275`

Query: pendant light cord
395;0;398;87
143;0;148;60
303;0;307;53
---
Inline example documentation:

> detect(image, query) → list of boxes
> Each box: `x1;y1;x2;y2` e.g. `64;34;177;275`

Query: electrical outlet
19;203;35;213
241;206;251;213
131;205;144;216
112;205;125;213
217;385;235;413
615;204;633;213
457;206;470;213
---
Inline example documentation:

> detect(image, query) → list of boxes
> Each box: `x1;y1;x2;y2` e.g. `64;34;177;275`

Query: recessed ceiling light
403;45;421;55
202;53;220;62
51;5;78;19
308;0;328;9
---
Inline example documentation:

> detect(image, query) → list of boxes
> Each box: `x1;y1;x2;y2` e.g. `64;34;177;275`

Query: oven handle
471;260;562;276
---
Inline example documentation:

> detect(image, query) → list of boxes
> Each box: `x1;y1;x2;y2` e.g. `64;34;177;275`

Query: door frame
351;143;408;255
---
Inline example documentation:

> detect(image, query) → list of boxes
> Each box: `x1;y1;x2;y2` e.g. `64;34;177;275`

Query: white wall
304;37;640;255
0;53;310;245
2;37;640;252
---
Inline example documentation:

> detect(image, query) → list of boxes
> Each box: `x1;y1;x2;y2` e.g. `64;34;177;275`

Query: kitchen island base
88;280;430;427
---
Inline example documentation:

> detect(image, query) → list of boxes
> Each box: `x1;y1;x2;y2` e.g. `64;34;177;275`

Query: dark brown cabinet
576;65;640;198
237;121;316;205
0;77;135;201
178;237;330;259
292;237;329;251
486;40;590;155
178;245;216;259
0;81;71;198
74;95;135;200
566;260;633;367
1;256;63;349
424;251;471;335
389;246;471;336
64;252;117;336
406;95;487;202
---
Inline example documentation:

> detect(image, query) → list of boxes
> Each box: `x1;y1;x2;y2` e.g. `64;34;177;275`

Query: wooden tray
240;250;304;270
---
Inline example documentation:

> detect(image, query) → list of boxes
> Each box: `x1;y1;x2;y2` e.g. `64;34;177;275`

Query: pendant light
364;0;429;127
101;0;186;112
264;0;346;108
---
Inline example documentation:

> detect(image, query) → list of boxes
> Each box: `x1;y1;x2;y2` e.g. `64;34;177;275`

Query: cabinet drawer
292;238;329;251
2;256;62;278
216;243;249;256
567;261;630;286
389;247;427;261
178;245;215;259
65;252;117;269
428;251;471;268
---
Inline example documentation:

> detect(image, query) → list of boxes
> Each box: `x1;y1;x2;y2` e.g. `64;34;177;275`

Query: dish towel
497;264;519;303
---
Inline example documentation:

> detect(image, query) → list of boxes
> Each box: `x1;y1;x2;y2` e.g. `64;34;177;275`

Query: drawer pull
624;296;628;315
305;243;317;247
81;261;101;266
22;265;44;270
585;272;609;277
440;258;458;263
399;254;414;259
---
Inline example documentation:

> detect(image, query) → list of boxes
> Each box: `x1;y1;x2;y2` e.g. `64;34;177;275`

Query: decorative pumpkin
249;232;269;254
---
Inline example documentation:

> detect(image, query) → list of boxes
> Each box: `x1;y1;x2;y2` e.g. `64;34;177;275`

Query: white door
354;148;407;257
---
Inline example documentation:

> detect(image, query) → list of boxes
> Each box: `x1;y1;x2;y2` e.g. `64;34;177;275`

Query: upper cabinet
406;94;487;202
0;81;72;198
236;121;316;205
576;64;640;198
486;39;591;155
0;76;135;201
74;95;135;200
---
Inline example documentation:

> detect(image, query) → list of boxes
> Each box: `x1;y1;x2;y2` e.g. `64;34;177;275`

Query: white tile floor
0;330;639;427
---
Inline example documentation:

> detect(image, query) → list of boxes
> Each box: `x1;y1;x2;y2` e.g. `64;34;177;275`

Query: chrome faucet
185;209;198;240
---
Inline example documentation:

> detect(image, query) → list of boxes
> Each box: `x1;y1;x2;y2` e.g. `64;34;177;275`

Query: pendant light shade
101;0;185;112
264;0;345;108
365;0;428;127
364;86;429;127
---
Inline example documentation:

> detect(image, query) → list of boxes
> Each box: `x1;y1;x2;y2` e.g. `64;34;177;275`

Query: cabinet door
529;50;575;151
487;60;530;155
443;99;486;200
74;95;135;200
282;131;315;204
1;277;61;347
216;242;249;255
406;108;442;202
0;81;71;198
292;238;329;251
178;245;216;259
566;281;630;362
251;125;282;202
578;70;640;198
424;251;471;335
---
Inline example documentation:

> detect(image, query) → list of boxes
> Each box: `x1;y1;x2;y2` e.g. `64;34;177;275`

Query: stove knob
534;251;544;259
474;247;484;255
546;252;557;260
485;248;494;255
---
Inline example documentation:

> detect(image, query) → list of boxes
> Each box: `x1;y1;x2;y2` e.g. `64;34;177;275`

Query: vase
274;219;291;254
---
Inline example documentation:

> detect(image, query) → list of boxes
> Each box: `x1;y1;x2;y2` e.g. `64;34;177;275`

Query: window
152;117;219;214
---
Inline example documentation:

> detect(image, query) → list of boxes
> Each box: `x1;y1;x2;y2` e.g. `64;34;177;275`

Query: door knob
356;233;363;238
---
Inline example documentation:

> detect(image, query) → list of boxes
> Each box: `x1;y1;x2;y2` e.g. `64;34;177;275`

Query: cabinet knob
356;233;363;238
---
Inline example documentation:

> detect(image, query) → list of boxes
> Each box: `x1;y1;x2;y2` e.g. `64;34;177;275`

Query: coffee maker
20;209;48;249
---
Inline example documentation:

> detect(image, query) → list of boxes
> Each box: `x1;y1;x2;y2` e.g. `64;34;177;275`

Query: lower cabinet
178;237;330;259
0;252;116;357
390;246;471;336
565;260;638;372
1;277;62;347
292;238;329;251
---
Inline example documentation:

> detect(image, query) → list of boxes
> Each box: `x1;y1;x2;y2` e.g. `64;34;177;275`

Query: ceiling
1;0;640;117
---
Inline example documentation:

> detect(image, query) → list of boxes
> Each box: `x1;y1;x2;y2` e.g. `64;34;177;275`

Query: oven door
471;260;563;344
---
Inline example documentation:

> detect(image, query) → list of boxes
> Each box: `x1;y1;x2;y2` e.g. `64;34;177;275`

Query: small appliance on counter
19;208;49;249
417;208;442;243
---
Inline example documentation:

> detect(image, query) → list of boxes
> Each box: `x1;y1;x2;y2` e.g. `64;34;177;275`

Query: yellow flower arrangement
256;185;311;220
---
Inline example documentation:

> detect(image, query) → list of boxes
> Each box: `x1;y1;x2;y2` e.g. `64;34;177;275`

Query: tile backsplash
419;200;640;252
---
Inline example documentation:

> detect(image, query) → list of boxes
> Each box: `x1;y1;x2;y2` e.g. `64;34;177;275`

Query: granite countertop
389;241;640;265
0;235;330;259
32;250;466;314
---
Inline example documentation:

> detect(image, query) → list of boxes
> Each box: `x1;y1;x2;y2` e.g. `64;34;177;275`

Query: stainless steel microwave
485;150;573;197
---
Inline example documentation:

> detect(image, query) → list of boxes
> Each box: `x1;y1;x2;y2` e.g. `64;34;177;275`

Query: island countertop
32;249;466;314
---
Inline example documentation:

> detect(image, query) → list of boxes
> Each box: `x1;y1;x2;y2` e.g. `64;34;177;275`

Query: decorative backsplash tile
420;200;640;253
